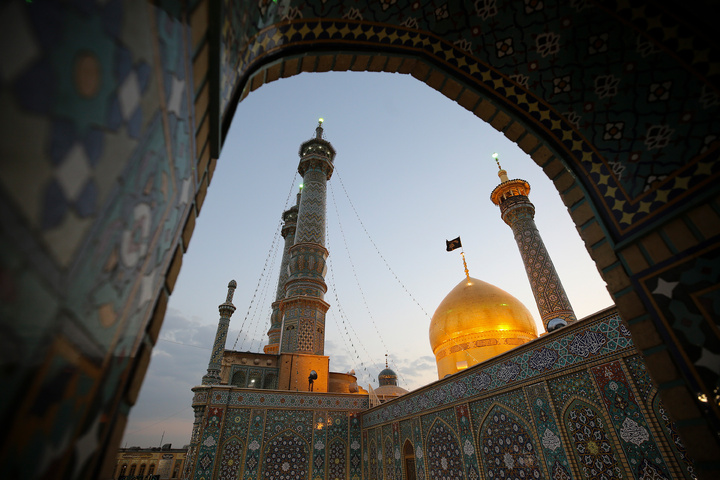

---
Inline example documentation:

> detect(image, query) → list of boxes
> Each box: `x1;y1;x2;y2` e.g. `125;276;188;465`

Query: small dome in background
372;358;408;402
378;367;398;386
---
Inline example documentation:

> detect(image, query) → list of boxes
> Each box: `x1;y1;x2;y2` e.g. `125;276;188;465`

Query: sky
120;71;613;448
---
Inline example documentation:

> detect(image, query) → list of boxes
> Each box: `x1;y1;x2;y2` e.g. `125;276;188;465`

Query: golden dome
429;277;538;379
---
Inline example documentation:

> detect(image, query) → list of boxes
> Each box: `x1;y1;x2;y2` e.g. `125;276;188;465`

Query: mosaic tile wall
1;1;198;478
186;389;366;480
361;310;697;480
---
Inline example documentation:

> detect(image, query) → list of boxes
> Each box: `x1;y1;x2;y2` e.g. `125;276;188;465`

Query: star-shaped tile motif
652;278;679;298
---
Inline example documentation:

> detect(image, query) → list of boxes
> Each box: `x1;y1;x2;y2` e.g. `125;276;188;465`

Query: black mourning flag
446;237;462;252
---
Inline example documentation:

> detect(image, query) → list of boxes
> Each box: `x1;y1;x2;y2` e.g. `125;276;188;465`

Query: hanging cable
328;182;409;388
232;172;299;350
334;168;431;319
333;167;481;370
246;242;280;352
325;224;375;387
231;219;281;351
157;338;210;350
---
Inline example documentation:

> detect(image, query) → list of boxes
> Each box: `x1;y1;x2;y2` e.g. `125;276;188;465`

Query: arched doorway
402;439;416;480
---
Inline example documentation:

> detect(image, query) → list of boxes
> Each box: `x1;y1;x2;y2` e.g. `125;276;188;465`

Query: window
263;372;277;389
138;464;146;476
231;370;246;387
248;371;261;388
128;464;136;476
172;459;182;478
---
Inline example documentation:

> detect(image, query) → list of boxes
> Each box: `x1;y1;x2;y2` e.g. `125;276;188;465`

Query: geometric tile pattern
192;407;224;480
327;438;347;480
425;420;464;480
505;209;577;327
525;383;573;478
454;404;481;480
367;438;379;480
1;1;196;477
651;395;697;480
364;310;631;428
564;400;623;480
638;244;720;428
266;205;298;351
361;312;694;480
479;405;542;480
294;171;328;245
312;410;328;480
382;434;395;480
184;326;695;480
590;361;671;480
198;387;369;410
186;386;365;480
261;431;309;480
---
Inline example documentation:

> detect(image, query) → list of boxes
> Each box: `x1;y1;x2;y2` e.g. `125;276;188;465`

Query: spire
461;251;470;279
202;280;237;384
493;152;509;182
315;118;324;139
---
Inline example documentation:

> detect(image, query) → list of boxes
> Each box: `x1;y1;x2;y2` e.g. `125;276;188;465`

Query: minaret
264;190;300;354
280;120;335;355
201;280;237;384
490;154;577;332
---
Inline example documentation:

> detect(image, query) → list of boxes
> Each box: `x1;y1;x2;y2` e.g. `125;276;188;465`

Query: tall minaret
280;120;335;355
264;190;300;354
490;154;577;332
201;280;237;384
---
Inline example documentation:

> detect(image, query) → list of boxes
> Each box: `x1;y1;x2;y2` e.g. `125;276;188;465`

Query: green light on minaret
318;118;324;124
492;152;499;159
299;183;304;190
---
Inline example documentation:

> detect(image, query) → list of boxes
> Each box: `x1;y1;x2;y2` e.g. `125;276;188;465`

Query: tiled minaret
490;154;577;332
201;280;237;384
264;190;300;354
280;120;335;355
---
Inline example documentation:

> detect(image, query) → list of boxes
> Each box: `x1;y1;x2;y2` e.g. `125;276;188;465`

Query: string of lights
334;168;431;319
246;245;279;352
325;228;375;387
231;220;281;351
231;172;299;350
328;182;409;388
157;338;210;350
333;168;481;370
